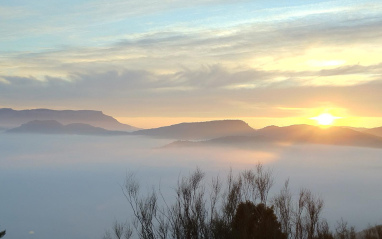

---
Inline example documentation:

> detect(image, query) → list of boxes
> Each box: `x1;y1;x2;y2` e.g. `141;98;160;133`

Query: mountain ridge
0;108;139;131
132;119;255;140
7;120;129;136
164;124;382;149
364;126;382;137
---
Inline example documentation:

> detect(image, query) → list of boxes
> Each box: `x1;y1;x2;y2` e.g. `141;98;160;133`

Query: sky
1;0;382;129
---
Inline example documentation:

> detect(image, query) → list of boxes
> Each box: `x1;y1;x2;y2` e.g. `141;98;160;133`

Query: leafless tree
169;168;208;239
362;225;382;239
304;190;324;239
335;218;356;239
293;189;308;239
123;173;161;239
255;163;274;205
221;169;243;227
272;179;293;238
103;221;133;239
105;164;380;239
316;220;334;239
113;166;280;239
375;225;382;239
241;169;258;202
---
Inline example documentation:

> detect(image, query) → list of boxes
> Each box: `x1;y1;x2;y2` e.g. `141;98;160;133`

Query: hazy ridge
7;120;129;136
0;108;138;131
3;108;382;149
132;120;255;140
165;124;382;149
364;127;382;137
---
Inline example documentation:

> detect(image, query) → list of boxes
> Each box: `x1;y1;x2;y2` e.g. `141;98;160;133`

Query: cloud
0;0;248;42
0;5;33;20
1;64;382;118
3;12;382;84
3;62;380;94
2;0;382;120
80;0;247;21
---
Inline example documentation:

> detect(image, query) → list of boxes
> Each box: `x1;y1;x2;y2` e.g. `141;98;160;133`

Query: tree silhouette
232;201;287;239
0;228;5;238
104;165;380;239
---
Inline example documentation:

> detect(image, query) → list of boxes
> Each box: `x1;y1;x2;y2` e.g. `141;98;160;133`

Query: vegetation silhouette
104;164;381;239
232;202;286;239
0;228;5;238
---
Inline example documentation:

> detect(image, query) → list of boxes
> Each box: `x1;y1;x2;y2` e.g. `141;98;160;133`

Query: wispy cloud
1;64;382;118
79;0;247;20
0;5;36;20
2;6;382;82
2;0;382;123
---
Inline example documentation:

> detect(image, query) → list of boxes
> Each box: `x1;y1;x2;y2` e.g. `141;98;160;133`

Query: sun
311;113;340;126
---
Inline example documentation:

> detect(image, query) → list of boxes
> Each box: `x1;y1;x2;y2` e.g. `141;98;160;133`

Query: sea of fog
0;133;382;239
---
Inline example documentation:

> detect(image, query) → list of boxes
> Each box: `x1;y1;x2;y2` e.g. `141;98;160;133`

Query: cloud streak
3;7;382;74
2;64;382;119
2;0;382;125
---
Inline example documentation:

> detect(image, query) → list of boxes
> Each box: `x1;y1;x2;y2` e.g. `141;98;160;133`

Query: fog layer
0;133;381;239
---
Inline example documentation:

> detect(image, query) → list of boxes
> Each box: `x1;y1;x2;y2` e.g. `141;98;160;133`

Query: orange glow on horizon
116;114;380;130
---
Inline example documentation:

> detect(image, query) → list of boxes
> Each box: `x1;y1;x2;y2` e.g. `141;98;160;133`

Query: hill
132;120;255;140
364;127;382;137
0;108;138;131
255;124;382;147
164;124;382;149
7;120;129;136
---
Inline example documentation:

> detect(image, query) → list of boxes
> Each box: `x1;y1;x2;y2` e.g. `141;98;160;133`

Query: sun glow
311;113;340;126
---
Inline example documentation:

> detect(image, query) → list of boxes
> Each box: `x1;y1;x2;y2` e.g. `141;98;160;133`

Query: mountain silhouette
364;127;382;137
0;108;138;131
7;120;129;136
164;124;382;149
255;125;382;147
132;120;255;140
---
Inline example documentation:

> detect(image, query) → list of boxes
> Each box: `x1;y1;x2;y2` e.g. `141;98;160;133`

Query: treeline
104;164;382;239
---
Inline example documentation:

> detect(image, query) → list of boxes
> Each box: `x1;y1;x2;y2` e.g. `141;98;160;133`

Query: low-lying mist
0;133;381;239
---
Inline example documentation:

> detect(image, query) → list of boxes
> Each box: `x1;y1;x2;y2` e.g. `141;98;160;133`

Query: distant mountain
7;120;129;136
132;120;255;140
255;125;382;147
364;127;382;137
341;126;369;132
165;124;382;149
0;108;138;131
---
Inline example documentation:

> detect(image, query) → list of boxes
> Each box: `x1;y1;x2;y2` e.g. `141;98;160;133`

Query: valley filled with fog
1;133;381;239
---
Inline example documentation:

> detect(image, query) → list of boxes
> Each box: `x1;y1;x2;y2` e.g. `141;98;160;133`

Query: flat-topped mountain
7;120;128;136
0;108;138;131
132;120;255;140
165;124;382;149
